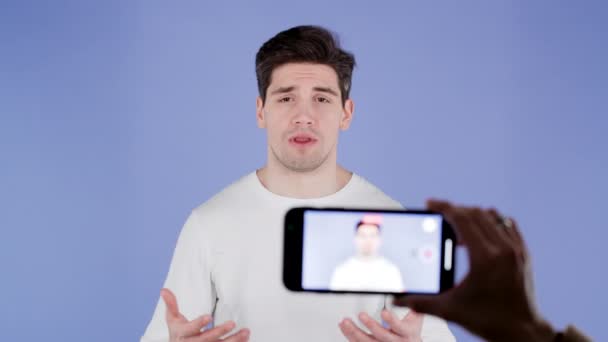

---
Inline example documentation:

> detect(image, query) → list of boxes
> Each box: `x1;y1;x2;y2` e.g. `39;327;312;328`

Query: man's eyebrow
313;86;339;97
269;86;295;95
269;86;340;97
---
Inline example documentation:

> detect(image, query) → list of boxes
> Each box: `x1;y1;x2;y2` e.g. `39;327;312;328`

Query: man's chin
271;147;330;173
279;155;325;172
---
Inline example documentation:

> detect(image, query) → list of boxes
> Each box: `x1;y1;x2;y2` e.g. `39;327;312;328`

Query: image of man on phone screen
330;216;405;292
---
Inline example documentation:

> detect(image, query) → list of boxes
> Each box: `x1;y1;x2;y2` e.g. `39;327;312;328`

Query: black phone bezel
283;207;456;295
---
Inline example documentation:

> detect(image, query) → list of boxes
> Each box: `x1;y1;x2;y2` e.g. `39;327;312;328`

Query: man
142;25;454;342
330;220;405;292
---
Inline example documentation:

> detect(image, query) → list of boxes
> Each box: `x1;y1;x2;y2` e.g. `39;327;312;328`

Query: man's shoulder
191;171;258;216
348;173;403;209
179;172;258;237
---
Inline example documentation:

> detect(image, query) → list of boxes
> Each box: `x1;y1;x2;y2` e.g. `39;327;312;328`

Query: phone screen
298;209;451;294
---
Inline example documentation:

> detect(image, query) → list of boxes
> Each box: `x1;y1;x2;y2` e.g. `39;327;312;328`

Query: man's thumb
161;288;180;319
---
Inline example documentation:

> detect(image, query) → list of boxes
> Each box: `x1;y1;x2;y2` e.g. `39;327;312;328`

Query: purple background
1;1;606;341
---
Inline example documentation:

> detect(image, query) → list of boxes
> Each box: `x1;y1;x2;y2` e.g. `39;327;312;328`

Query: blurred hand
394;199;555;342
161;288;250;342
339;309;423;342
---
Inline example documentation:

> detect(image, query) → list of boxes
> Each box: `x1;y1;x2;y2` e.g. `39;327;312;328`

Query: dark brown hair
255;25;356;105
355;221;381;233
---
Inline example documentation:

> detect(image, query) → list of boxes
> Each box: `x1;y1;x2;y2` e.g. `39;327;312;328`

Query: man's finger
502;217;529;262
486;208;516;246
358;312;396;341
180;314;212;336
196;320;237;341
161;288;181;320
221;328;251;342
339;318;374;342
402;309;424;327
426;198;452;212
379;309;420;337
430;202;488;259
470;207;502;248
392;295;408;307
487;209;528;260
427;199;465;243
504;217;526;250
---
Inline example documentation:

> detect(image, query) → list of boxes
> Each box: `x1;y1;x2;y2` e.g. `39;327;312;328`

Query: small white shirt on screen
330;256;405;292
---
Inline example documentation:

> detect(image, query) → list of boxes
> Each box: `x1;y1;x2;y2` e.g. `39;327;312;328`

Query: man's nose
292;102;315;126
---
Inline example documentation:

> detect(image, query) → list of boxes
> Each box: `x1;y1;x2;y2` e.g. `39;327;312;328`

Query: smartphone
283;207;456;295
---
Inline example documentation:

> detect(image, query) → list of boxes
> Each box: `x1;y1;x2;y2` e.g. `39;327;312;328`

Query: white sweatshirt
141;172;455;341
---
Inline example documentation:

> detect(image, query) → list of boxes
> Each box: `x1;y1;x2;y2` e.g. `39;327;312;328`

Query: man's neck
256;162;352;199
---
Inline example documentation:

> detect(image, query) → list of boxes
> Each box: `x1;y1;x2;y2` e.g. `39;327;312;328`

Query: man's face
354;224;381;257
256;63;353;172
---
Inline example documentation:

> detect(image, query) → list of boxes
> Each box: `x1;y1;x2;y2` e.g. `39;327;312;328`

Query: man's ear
340;99;354;130
256;96;266;128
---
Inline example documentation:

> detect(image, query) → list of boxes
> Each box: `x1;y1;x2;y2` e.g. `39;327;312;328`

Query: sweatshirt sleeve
141;211;217;342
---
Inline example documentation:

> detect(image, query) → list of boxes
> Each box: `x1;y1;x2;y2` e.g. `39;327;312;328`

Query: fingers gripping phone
283;207;456;295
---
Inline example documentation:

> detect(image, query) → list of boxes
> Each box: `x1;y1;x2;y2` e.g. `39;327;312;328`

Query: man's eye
317;97;330;103
278;97;292;103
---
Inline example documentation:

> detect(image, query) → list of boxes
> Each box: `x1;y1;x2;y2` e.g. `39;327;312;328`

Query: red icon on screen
418;245;436;263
